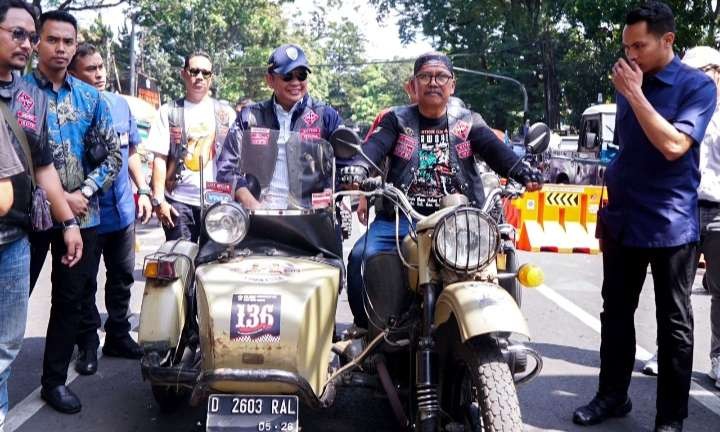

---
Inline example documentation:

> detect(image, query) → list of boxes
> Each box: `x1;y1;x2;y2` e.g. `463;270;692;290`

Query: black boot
74;347;98;375
102;334;143;359
572;393;632;426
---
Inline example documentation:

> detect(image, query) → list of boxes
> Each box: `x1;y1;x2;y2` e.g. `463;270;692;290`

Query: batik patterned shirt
25;70;121;228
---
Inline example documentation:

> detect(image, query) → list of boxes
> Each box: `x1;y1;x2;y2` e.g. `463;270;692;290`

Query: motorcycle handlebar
336;182;527;220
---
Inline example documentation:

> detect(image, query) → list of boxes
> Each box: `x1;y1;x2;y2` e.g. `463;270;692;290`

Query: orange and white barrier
508;184;607;254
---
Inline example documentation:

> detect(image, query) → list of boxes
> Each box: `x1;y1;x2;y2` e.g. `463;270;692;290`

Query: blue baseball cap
268;44;312;75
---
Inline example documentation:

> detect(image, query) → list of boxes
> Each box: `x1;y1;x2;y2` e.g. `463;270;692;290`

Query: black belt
699;200;720;208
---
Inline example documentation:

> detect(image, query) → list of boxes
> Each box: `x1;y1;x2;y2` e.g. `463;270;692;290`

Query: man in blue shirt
69;43;153;371
25;10;121;414
572;3;717;432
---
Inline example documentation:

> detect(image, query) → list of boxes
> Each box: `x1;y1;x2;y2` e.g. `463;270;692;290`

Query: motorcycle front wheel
444;336;522;432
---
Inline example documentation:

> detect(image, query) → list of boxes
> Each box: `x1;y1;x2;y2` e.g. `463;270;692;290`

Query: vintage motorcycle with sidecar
136;125;548;431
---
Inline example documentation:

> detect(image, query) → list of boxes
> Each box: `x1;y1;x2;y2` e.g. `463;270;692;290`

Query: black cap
413;52;454;75
268;44;312;75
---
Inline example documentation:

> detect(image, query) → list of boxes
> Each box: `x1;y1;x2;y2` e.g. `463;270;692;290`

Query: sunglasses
187;68;213;79
0;26;38;45
278;70;308;82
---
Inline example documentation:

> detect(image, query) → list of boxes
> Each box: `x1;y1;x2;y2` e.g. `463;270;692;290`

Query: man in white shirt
642;46;720;388
685;46;720;387
146;51;236;241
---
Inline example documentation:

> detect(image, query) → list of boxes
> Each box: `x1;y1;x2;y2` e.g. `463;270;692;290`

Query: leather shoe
655;421;683;432
102;334;143;359
41;385;81;414
572;394;632;426
74;348;98;375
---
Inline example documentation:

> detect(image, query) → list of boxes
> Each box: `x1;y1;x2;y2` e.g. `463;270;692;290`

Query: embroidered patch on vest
456;140;472;159
17;91;34;112
394;134;417;160
16;110;37;131
303;110;319;126
300;127;321;140
250;127;271;145
451;120;471;140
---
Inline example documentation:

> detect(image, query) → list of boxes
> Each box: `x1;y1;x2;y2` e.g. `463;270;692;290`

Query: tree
34;0;129;13
371;0;720;132
130;0;289;102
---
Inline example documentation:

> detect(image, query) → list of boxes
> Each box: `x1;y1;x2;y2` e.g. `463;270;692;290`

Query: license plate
206;394;299;432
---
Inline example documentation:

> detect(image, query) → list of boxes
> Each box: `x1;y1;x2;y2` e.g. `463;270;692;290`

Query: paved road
5;217;720;431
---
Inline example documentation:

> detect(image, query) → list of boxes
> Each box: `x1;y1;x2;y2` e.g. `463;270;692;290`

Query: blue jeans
347;216;411;327
0;236;30;428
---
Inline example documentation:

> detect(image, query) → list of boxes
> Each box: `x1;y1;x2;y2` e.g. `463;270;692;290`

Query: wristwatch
80;185;94;199
151;196;165;208
138;187;151;196
61;217;79;231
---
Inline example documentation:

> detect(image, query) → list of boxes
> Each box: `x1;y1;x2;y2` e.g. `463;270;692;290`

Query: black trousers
598;236;697;423
76;223;136;347
29;228;99;388
162;198;202;243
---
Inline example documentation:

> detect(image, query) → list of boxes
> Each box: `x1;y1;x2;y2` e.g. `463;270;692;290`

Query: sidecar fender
138;240;198;351
434;281;530;342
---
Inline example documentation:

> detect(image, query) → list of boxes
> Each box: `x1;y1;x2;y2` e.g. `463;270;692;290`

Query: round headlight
432;207;499;272
203;202;249;246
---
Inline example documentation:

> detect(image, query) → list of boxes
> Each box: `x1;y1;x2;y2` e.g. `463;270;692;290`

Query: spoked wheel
444;335;522;432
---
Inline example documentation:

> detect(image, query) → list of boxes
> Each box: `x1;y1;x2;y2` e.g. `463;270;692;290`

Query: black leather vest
164;97;233;192
388;105;485;207
239;98;327;199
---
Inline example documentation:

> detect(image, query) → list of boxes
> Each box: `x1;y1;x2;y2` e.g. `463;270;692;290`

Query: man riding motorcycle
217;43;343;208
345;51;543;328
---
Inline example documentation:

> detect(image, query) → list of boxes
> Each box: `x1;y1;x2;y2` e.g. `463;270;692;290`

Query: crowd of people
0;0;718;431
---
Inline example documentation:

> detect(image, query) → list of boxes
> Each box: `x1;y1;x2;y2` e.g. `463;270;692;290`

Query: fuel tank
195;256;341;396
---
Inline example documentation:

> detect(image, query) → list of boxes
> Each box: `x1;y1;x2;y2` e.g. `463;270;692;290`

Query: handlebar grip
360;177;382;192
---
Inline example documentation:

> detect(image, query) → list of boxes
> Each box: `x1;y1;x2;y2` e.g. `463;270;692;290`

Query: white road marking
6;322;139;432
535;283;720;419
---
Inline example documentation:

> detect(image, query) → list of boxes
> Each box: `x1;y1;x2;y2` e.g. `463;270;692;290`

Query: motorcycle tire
499;247;522;307
151;384;190;413
445;336;522;432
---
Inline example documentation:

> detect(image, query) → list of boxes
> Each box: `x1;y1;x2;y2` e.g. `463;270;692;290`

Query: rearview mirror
329;126;383;174
525;122;551;155
329;127;363;160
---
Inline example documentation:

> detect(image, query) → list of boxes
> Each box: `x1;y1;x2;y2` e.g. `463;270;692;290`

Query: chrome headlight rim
203;201;249;246
432;207;500;273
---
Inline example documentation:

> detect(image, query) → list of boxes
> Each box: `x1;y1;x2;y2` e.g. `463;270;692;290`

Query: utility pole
128;10;137;96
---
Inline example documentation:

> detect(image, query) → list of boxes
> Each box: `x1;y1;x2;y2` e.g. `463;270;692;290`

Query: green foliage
371;0;720;132
133;0;290;102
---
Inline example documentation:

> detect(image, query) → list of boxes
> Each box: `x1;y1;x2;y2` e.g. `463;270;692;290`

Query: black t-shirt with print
366;109;518;215
407;114;457;214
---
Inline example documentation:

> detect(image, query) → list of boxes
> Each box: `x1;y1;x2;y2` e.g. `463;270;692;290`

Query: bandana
413;52;454;75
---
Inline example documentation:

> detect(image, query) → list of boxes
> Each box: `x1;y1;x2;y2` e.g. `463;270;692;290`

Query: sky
287;0;433;60
76;0;433;61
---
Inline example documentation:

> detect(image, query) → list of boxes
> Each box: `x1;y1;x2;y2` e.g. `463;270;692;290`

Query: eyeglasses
187;68;213;79
278;70;308;82
0;26;38;45
415;73;453;86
